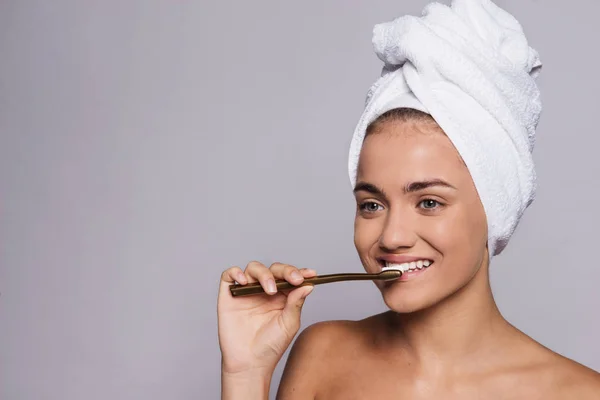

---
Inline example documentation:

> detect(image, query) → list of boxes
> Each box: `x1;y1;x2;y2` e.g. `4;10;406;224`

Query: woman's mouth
380;259;433;281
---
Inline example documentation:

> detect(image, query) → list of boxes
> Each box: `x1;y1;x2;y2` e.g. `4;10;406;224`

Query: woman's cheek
354;218;381;249
418;216;456;250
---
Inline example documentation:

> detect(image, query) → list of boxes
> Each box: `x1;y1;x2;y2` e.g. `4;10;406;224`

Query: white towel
348;0;542;258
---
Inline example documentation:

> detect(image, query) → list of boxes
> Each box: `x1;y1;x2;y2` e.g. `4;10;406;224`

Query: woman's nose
378;210;418;251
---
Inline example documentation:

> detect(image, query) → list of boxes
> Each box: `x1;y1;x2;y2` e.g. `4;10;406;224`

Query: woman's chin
381;290;439;314
383;299;426;314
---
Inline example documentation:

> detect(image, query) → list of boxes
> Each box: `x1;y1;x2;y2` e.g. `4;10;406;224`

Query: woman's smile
384;264;433;284
377;254;435;282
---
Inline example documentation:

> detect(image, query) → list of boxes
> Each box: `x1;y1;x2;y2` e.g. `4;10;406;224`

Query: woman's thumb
280;285;314;335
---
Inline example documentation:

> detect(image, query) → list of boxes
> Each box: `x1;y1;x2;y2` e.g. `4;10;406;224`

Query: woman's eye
419;199;440;209
359;202;382;213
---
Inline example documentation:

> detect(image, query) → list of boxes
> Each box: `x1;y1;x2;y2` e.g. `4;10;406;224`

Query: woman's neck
382;265;517;375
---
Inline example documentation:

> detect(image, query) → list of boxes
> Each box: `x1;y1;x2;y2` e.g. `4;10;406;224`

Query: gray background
1;0;598;399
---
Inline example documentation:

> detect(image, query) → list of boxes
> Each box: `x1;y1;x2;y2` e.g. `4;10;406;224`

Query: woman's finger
299;268;317;278
218;266;247;299
245;261;277;294
269;262;305;285
220;266;247;284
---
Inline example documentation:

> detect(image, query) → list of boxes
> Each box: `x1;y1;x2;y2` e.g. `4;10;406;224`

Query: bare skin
218;262;316;400
278;314;600;399
218;118;600;399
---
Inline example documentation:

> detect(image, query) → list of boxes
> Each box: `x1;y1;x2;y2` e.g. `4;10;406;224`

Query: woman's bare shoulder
520;339;600;399
549;354;600;398
276;316;380;399
288;314;383;359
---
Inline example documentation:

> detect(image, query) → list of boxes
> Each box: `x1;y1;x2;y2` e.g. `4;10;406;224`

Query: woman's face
353;118;488;313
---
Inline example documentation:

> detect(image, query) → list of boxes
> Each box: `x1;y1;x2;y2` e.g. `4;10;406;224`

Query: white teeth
381;263;408;272
381;260;433;273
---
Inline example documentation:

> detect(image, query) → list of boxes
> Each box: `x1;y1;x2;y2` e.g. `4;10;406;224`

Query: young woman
217;1;600;399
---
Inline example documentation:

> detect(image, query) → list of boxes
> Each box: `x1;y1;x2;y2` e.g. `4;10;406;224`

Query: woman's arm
221;370;271;400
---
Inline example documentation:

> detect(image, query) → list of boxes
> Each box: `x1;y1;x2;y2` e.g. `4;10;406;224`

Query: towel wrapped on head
348;0;542;258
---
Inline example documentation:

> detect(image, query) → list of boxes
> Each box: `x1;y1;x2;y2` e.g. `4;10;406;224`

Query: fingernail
301;286;314;299
237;272;247;284
291;271;303;281
267;279;277;294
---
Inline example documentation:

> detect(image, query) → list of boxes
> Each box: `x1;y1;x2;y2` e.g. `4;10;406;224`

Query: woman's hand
217;261;316;378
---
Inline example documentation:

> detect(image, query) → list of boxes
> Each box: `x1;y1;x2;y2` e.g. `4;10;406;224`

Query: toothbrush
229;270;402;297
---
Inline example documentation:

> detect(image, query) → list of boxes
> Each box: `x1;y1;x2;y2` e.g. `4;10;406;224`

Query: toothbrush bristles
378;270;402;280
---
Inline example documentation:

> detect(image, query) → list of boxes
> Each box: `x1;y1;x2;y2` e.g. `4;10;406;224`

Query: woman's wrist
221;369;272;400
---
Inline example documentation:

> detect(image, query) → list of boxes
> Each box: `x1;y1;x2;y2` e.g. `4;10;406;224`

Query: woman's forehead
361;125;464;167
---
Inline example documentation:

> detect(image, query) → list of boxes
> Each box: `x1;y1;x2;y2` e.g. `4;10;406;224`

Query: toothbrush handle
229;272;390;297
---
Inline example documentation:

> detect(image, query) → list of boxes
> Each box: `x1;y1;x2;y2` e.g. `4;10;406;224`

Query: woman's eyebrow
353;179;456;197
353;182;388;198
404;179;456;193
